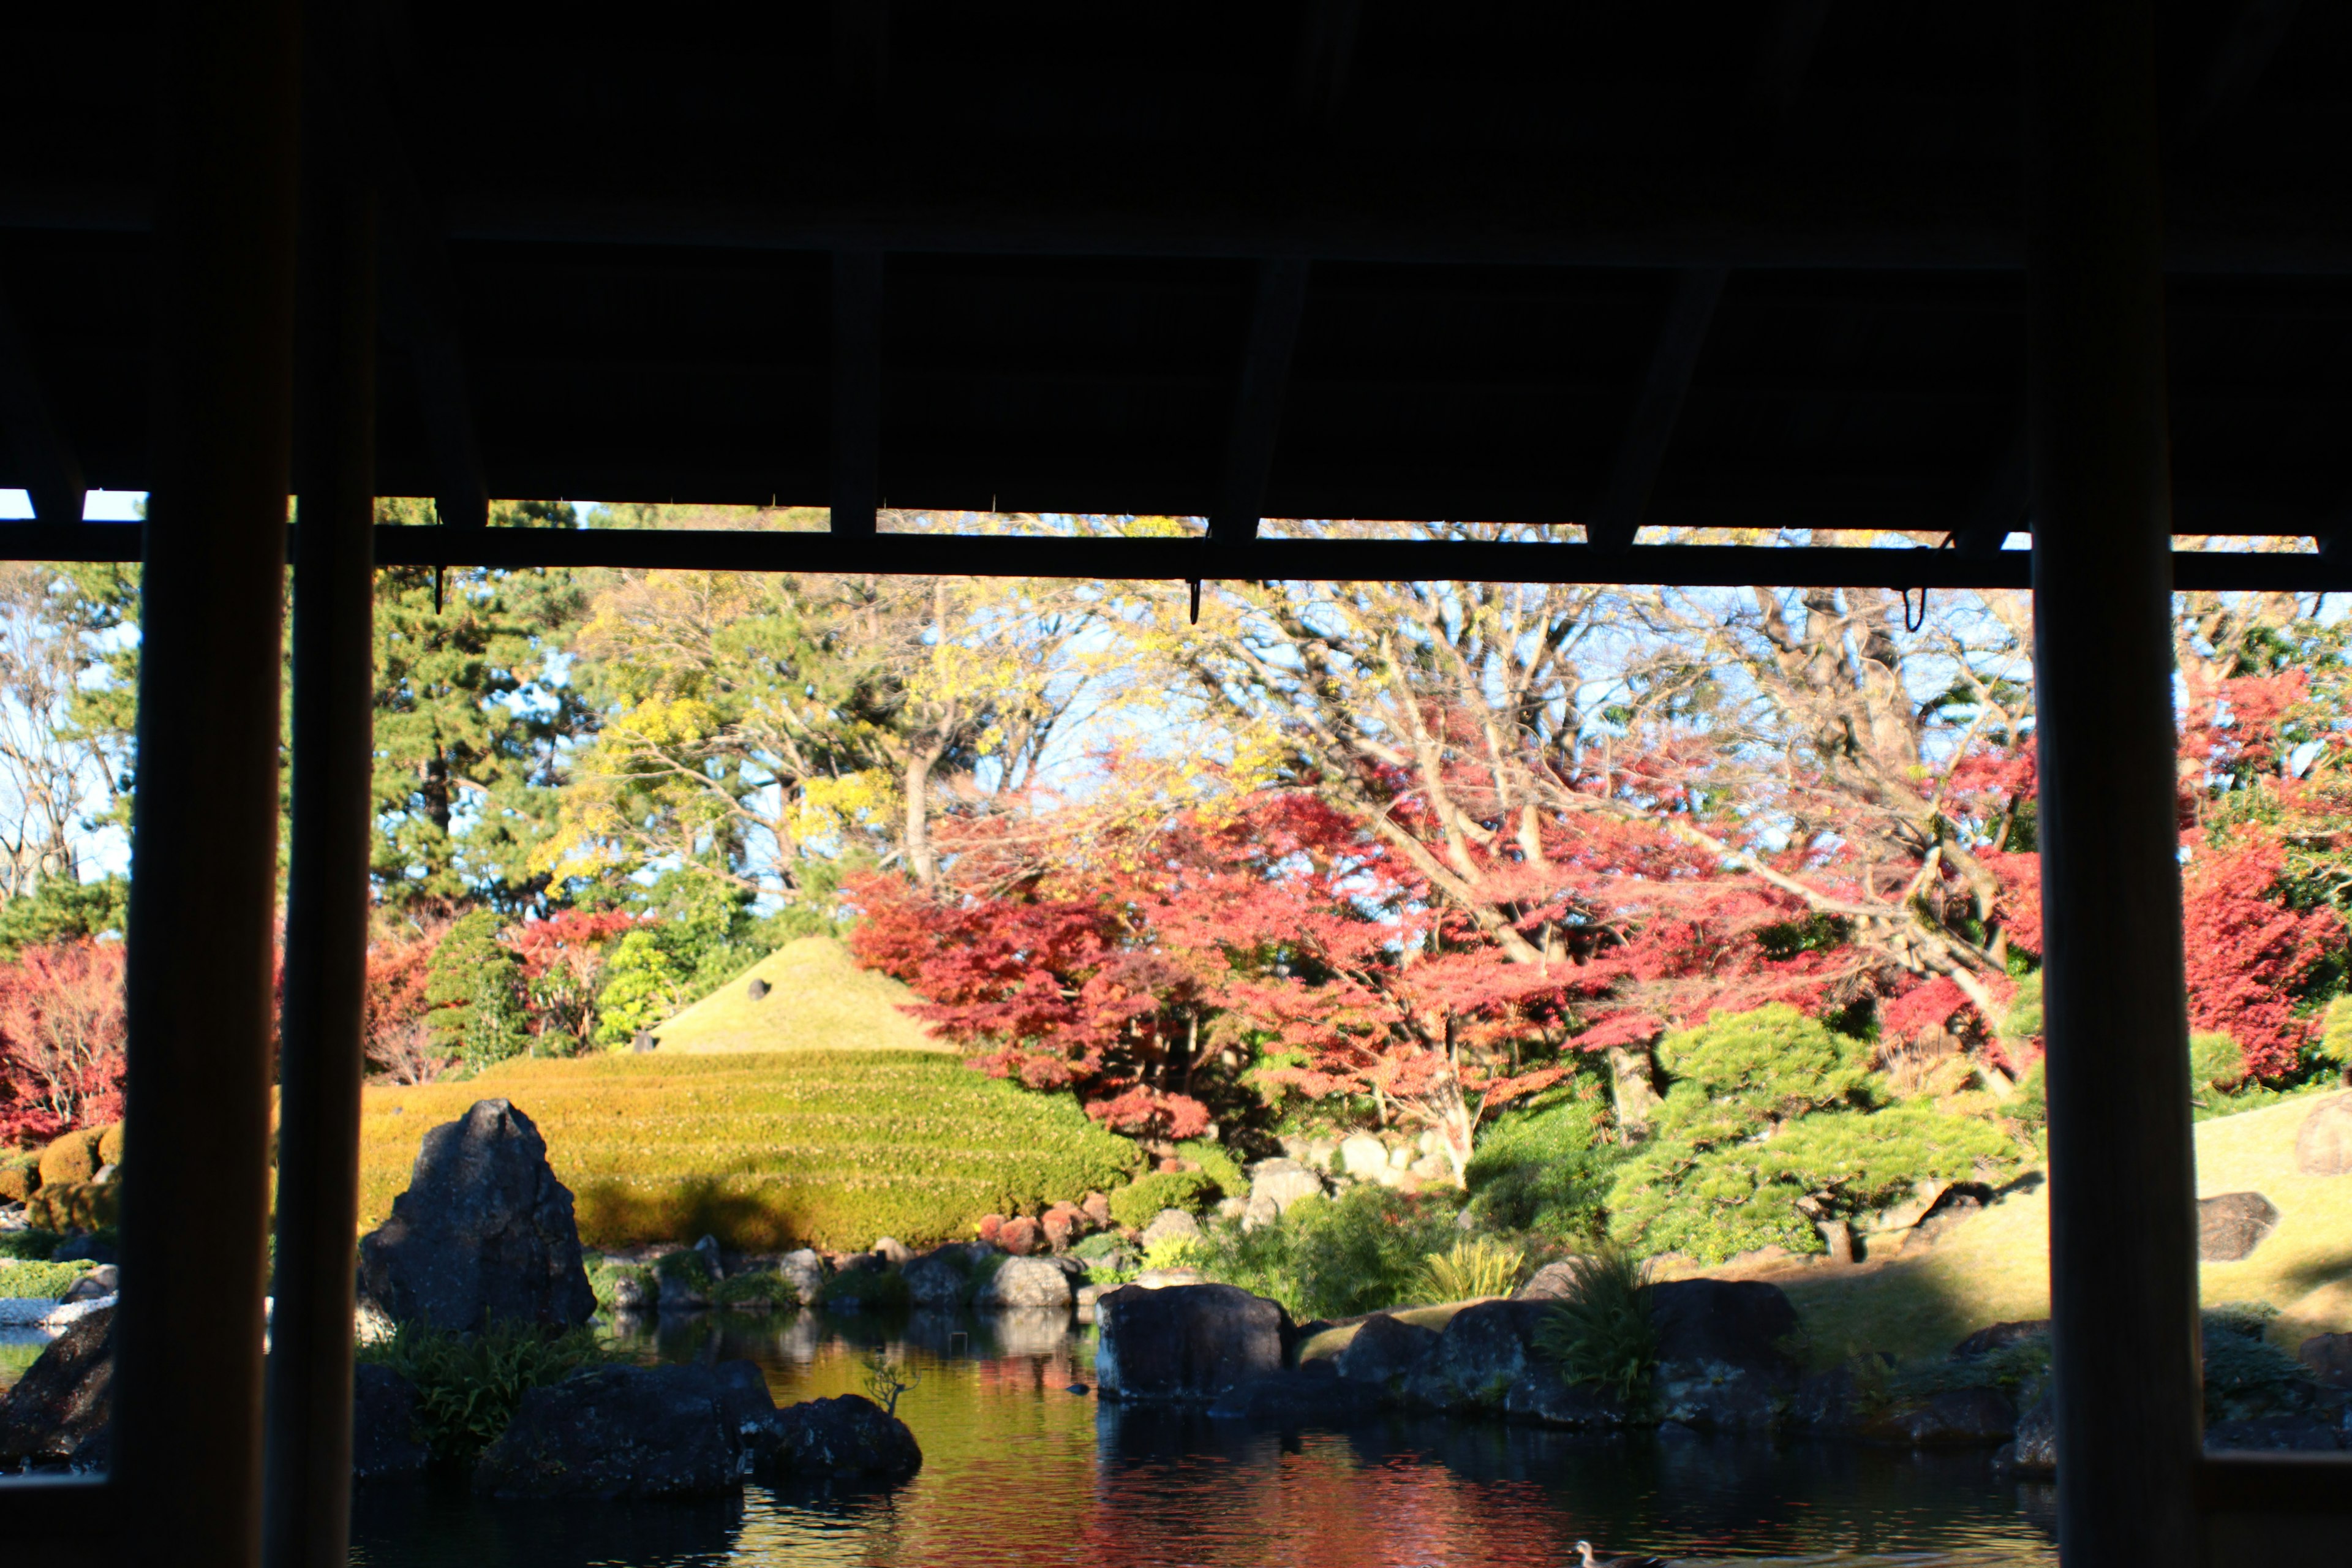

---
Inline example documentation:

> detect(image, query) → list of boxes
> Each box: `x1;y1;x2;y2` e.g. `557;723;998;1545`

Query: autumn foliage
0;938;126;1144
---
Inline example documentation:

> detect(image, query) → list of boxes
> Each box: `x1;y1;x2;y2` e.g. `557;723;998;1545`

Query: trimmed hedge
29;1180;118;1234
1109;1169;1218;1230
37;1129;100;1188
96;1122;124;1167
360;1050;1141;1251
0;1156;37;1204
0;1259;103;1300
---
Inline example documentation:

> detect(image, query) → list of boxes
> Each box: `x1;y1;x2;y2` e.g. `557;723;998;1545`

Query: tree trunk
1607;1046;1657;1137
903;740;943;887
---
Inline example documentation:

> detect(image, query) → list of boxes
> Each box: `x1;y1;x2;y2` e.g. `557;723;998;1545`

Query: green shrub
1607;1006;2021;1264
583;1256;655;1312
1069;1231;1127;1262
426;910;532;1070
1174;1140;1248;1198
819;1265;910;1312
1141;1235;1204;1270
2190;1032;2249;1095
1190;1186;1457;1321
1464;1095;1617;1240
37;1129;100;1188
0;1259;104;1299
29;1180;118;1234
654;1249;716;1291
2203;1306;2324;1422
712;1268;793;1307
363;1050;1142;1251
358;1320;608;1468
1417;1237;1526;1302
1109;1170;1218;1230
0;1227;63;1262
1532;1250;1656;1404
0;1155;38;1203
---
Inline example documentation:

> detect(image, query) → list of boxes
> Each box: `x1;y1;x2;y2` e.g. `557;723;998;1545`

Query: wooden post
262;0;378;1559
2026;3;2203;1567
113;0;303;1562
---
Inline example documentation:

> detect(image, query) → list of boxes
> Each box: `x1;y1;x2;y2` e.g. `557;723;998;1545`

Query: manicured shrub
1108;1170;1217;1230
0;1155;39;1203
1174;1139;1248;1198
583;1255;655;1312
1417;1237;1526;1302
357;1319;608;1468
29;1178;117;1234
1532;1250;1657;1404
1190;1186;1456;1321
1464;1094;1617;1241
37;1128;100;1188
0;1226;62;1261
359;1050;1142;1251
2203;1304;2327;1423
0;1259;105;1299
819;1265;910;1312
2190;1031;2249;1095
96;1121;124;1167
1069;1231;1126;1262
654;1249;717;1291
712;1268;793;1307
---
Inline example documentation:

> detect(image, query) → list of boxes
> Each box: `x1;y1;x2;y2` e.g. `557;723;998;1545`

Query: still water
349;1309;2060;1568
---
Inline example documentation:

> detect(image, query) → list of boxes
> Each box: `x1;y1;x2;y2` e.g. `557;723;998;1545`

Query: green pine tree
424;909;531;1070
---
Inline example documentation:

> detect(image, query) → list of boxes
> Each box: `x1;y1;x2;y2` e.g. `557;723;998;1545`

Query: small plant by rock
859;1344;919;1417
1417;1237;1527;1303
358;1319;609;1470
1532;1250;1657;1406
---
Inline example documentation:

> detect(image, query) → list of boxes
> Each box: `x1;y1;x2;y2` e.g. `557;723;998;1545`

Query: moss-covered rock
0;1155;39;1203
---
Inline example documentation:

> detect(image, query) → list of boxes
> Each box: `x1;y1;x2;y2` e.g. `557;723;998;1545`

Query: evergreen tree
423;908;530;1070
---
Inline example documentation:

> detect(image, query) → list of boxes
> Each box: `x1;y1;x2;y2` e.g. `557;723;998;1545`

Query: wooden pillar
113;0;303;1563
262;0;377;1560
2025;3;2202;1567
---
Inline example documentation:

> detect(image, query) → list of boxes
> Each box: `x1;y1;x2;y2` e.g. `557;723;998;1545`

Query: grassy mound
1770;1089;2352;1363
643;936;945;1055
359;1050;1137;1251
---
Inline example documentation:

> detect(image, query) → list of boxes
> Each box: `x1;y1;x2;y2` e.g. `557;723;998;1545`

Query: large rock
1994;1394;2056;1476
975;1256;1072;1309
2297;1332;2352;1389
1096;1283;1289;1403
2293;1095;2352;1177
903;1251;968;1308
352;1365;428;1481
2198;1191;2282;1262
778;1248;829;1306
1503;1364;1627;1428
1646;1278;1801;1431
356;1099;596;1333
1334;1312;1439;1387
1246;1158;1322;1216
2206;1415;2343;1451
1138;1208;1201;1249
1789;1354;1894;1433
1953;1319;2049;1359
1864;1387;2016;1446
1400;1300;1551;1412
1514;1261;1585;1302
1207;1365;1386;1423
1336;1134;1390;1180
767;1393;922;1484
474;1360;775;1499
0;1302;113;1467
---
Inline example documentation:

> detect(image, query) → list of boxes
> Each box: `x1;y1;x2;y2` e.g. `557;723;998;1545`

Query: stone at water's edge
1994;1394;2056;1476
976;1255;1072;1308
2299;1332;2352;1389
1096;1283;1289;1403
904;1250;967;1306
1334;1312;1439;1387
2196;1191;2281;1262
1399;1299;1551;1412
0;1302;112;1468
767;1393;922;1483
1647;1278;1801;1431
779;1248;829;1305
357;1099;597;1333
352;1365;429;1481
2294;1095;2352;1177
1207;1364;1387;1423
475;1360;776;1499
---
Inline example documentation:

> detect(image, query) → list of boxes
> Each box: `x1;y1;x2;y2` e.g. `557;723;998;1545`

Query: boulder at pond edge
1096;1283;1289;1403
0;1302;113;1468
352;1365;429;1481
474;1360;776;1499
357;1099;597;1334
767;1393;922;1485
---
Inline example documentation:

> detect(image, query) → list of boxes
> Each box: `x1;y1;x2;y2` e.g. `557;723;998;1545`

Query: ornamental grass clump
360;1319;608;1469
1532;1250;1657;1406
1417;1237;1527;1303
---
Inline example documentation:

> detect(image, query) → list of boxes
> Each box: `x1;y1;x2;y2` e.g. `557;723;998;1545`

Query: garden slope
358;1050;1136;1250
644;936;944;1054
1768;1090;2352;1363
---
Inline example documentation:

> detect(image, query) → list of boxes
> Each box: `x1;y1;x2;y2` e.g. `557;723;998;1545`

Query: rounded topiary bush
1109;1169;1217;1231
29;1178;119;1234
96;1122;125;1168
0;1155;40;1204
37;1129;101;1189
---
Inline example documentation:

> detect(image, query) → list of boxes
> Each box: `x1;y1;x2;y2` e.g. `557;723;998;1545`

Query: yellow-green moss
96;1122;124;1167
360;1050;1140;1250
640;936;949;1055
37;1129;100;1188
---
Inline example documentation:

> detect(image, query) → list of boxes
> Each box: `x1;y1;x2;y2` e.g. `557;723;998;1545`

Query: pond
347;1308;2062;1568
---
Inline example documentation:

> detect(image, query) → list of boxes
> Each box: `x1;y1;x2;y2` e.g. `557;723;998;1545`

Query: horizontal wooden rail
0;520;2345;592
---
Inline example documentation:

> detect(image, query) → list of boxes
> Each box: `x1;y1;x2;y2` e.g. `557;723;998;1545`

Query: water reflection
350;1308;2059;1568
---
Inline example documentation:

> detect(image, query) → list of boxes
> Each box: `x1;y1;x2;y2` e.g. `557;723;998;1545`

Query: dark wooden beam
1744;0;1835;117
1585;266;1726;554
833;0;890;113
1208;258;1310;547
1954;426;2028;556
0;276;86;524
2177;0;2304;148
2026;2;2202;1566
1291;0;1361;129
830;249;883;535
